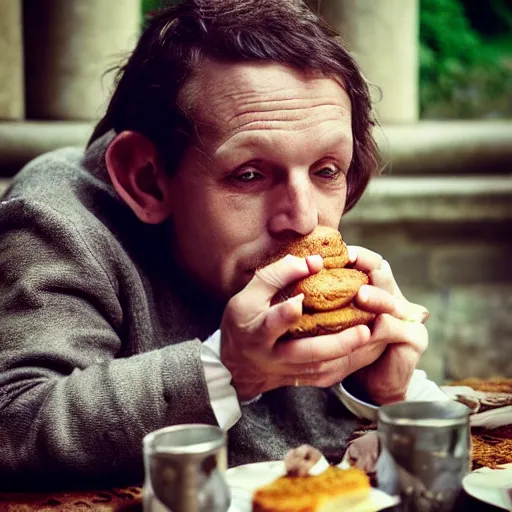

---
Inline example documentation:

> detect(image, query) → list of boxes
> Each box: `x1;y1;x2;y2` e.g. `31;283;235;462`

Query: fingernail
283;253;295;264
403;306;428;323
307;254;323;266
347;246;357;263
288;293;304;305
358;285;369;302
380;259;391;272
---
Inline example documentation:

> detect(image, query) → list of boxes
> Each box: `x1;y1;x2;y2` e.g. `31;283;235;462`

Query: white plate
462;463;512;510
226;461;399;512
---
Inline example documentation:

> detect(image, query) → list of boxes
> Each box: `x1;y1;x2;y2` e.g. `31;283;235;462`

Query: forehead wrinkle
212;86;348;121
227;97;348;120
226;103;349;133
227;116;350;142
199;100;350;150
198;74;346;124
182;61;351;155
208;103;351;158
225;88;328;112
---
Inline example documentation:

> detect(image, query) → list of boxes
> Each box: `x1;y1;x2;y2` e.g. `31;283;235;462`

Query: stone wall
343;172;512;385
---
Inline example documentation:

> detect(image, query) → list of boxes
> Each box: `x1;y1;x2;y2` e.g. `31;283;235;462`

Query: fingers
245;254;323;305
281;334;378;388
370;314;429;354
346;432;380;474
347;246;402;298
369;260;403;298
283;355;363;388
357;285;404;318
273;324;371;363
349;245;429;322
305;254;324;274
348;248;429;322
347;245;382;271
263;294;305;341
357;285;429;324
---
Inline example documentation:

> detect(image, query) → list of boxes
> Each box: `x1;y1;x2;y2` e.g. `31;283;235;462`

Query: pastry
272;226;349;262
252;445;371;512
283;268;369;311
288;305;376;338
273;227;375;338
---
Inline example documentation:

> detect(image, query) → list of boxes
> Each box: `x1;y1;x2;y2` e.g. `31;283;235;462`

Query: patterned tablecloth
0;487;142;512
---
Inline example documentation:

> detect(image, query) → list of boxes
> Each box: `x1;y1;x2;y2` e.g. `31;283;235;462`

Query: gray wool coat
0;133;359;490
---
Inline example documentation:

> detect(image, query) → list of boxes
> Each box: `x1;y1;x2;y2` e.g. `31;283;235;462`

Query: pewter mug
143;424;230;512
377;401;471;512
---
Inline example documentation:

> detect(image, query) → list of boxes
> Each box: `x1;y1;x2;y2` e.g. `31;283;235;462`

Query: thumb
263;293;305;343
245;254;322;306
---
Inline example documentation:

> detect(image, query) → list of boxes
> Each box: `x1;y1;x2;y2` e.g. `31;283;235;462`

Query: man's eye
315;166;340;178
235;170;262;182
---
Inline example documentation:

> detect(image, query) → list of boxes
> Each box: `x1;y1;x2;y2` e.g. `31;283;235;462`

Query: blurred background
0;0;511;383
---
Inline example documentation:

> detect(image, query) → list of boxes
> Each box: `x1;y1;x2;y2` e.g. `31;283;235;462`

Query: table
2;379;509;511
0;487;505;511
0;487;142;512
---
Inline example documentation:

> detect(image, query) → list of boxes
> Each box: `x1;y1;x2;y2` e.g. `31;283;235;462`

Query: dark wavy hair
89;0;379;212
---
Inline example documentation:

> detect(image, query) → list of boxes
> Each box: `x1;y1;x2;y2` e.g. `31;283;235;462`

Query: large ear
105;131;173;224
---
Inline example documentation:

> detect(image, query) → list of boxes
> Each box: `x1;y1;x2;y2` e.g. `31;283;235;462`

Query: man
0;0;443;490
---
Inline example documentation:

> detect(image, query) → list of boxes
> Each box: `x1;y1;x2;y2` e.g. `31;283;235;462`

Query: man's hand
346;246;430;405
220;254;374;402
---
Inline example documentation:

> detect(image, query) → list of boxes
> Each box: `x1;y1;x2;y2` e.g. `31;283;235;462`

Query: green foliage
142;0;179;14
142;0;162;14
141;0;180;27
420;0;512;118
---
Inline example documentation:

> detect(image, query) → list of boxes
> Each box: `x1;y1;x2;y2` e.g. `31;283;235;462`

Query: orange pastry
288;304;376;338
252;466;371;512
271;226;349;262
273;227;375;339
283;268;369;311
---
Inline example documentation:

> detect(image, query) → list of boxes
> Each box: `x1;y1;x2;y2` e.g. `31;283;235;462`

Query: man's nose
268;176;318;236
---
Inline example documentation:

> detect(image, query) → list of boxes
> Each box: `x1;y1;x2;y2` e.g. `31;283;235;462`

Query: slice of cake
252;465;371;512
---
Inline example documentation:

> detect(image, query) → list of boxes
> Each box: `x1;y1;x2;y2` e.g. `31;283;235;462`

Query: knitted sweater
0;133;359;490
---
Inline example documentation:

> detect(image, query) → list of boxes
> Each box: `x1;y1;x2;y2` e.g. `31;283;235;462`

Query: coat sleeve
0;199;217;489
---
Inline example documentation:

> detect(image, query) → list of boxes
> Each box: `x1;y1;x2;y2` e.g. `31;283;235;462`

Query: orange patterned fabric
452;378;512;469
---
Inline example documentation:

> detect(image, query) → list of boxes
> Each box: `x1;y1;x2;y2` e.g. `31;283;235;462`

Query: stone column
315;0;419;124
0;0;24;119
24;0;141;120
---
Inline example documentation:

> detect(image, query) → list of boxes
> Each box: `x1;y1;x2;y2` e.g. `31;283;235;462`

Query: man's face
167;60;353;301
